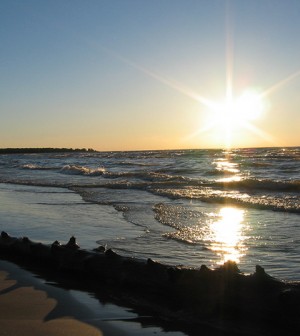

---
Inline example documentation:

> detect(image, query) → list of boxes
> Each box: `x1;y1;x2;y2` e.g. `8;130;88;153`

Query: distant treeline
0;148;96;154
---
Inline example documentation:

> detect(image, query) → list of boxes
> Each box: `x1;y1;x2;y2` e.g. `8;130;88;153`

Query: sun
196;88;269;148
227;90;264;120
215;89;264;129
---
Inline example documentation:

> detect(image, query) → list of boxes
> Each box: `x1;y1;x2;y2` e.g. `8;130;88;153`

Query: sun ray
241;121;276;143
98;45;215;109
183;119;217;142
225;0;234;104
261;69;300;98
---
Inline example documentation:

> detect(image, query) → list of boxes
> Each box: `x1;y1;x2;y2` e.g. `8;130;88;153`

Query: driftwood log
0;231;299;335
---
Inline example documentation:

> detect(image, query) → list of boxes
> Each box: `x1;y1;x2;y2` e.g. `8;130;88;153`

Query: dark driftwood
0;232;299;335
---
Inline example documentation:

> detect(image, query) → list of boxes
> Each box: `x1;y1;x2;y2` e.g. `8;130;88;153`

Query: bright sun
222;90;264;121
198;88;269;148
215;90;264;131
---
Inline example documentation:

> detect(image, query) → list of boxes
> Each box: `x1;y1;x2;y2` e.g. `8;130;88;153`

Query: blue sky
1;0;300;150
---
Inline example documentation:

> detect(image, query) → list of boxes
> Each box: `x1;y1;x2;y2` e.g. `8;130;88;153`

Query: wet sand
0;260;118;336
0;260;180;336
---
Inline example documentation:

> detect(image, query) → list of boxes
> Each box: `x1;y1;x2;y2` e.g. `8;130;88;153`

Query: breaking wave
211;178;300;193
21;164;57;170
60;165;106;176
150;186;300;213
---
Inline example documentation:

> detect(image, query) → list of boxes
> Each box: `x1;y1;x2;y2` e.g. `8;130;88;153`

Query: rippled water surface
0;147;299;280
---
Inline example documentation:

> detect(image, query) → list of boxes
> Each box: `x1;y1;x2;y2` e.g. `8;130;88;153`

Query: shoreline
0;148;96;154
1;232;299;336
0;258;210;336
0;259;112;336
0;259;187;336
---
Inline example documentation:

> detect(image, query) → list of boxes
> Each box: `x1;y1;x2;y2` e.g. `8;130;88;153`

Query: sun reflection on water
214;158;239;174
207;207;247;264
213;157;243;183
160;203;249;266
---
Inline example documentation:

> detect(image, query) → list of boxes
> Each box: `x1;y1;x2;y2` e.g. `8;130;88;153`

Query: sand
0;259;186;336
0;260;128;336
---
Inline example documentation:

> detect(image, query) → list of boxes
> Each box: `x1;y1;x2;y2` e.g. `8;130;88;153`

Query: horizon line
1;145;299;154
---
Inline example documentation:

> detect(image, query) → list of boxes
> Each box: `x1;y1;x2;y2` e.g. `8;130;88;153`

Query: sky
1;0;300;151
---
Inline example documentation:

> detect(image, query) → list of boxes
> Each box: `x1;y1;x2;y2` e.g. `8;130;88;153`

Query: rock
64;236;80;249
93;245;106;253
1;231;10;239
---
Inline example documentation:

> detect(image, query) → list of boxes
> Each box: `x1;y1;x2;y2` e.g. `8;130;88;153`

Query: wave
118;161;156;167
7;169;300;196
98;170;190;183
2;173;300;214
211;178;300;192
72;179;300;214
64;165;300;193
112;173;300;194
205;169;237;176
58;165;186;182
21;164;57;170
241;161;273;168
60;165;106;176
20;162;300;194
150;187;300;213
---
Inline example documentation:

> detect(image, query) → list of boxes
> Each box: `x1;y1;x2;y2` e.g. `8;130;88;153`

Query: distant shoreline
0;146;299;154
0;148;97;154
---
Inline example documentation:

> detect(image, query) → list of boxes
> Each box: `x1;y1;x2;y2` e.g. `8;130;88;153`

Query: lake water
0;147;299;280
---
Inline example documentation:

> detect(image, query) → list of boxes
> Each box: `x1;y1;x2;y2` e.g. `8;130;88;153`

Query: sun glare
208;207;247;264
219;90;264;131
235;90;264;120
197;88;269;148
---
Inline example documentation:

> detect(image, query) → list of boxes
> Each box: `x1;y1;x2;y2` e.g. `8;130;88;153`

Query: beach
0;259;188;336
0;148;299;335
0;260;105;336
2;0;300;333
1;230;300;336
